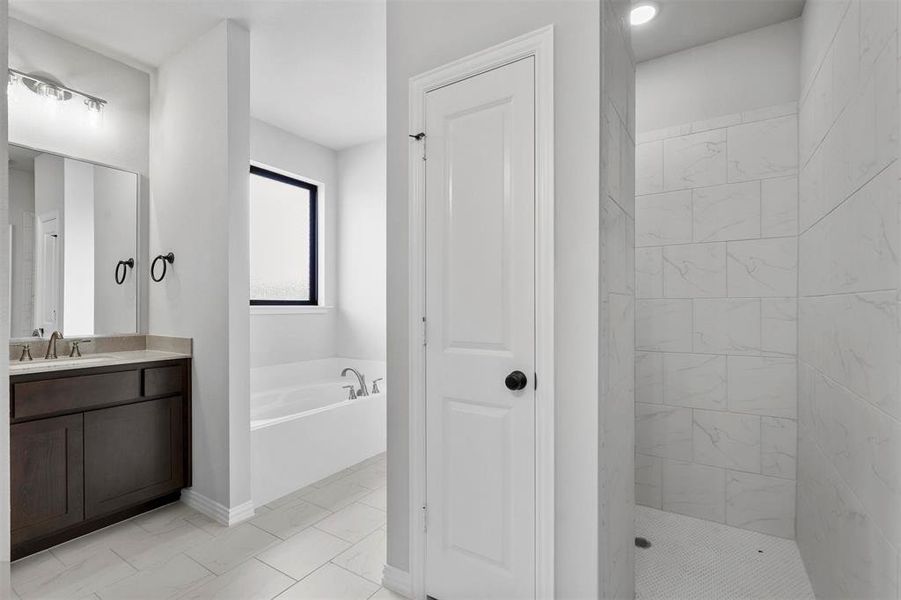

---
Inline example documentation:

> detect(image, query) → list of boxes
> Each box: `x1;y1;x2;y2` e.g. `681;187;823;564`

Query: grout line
253;555;300;582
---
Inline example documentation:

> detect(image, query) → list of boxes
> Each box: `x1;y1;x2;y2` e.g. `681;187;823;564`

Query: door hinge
534;372;538;390
422;316;428;347
422;504;428;532
409;132;426;161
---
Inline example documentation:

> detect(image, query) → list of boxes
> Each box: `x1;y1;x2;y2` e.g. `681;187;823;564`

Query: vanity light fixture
630;2;659;26
8;68;107;114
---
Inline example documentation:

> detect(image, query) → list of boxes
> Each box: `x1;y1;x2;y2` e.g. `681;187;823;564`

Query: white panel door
425;56;536;600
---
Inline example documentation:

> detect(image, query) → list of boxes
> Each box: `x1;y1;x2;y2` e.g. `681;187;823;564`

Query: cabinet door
11;414;84;545
84;396;184;519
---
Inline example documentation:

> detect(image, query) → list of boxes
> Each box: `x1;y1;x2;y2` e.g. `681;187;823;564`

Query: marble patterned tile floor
636;506;815;600
9;453;403;600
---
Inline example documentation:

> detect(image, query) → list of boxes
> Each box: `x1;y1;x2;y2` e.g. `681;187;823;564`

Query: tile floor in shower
10;453;398;600
636;505;815;600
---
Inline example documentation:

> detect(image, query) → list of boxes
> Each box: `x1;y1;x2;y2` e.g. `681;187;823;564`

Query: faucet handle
371;378;383;394
342;385;357;400
69;339;92;357
18;344;32;362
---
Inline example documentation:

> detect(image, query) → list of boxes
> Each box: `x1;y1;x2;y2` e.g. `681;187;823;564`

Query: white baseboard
181;489;255;526
382;564;412;598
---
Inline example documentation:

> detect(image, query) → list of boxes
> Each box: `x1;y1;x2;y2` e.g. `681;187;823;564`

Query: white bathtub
251;358;386;507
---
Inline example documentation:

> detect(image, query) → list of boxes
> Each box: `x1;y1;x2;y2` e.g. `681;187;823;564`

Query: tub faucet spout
341;367;369;397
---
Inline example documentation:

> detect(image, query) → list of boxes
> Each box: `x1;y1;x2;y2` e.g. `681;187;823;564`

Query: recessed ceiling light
630;2;659;26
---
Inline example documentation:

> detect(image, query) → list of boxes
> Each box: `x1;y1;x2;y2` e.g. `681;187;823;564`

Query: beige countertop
9;350;191;376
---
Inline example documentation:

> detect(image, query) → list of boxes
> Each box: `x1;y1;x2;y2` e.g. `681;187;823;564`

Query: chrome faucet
341;367;369;397
44;330;64;359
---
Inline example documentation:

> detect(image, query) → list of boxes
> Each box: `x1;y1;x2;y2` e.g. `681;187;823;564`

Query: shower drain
635;536;652;549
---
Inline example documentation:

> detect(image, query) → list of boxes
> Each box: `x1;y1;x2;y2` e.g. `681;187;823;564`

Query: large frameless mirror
8;144;139;339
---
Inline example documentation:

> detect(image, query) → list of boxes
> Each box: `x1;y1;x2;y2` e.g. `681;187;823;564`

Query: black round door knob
505;370;528;391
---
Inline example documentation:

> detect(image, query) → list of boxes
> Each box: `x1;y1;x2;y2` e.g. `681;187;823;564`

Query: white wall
9;17;150;332
249;119;338;367
149;20;252;511
0;0;10;566
337;138;386;361
386;3;606;597
9;168;34;337
636;19;801;133
62;159;94;336
33;153;63;333
796;1;901;597
93;166;138;335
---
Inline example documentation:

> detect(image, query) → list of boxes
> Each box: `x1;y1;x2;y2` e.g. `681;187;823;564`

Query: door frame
406;26;555;600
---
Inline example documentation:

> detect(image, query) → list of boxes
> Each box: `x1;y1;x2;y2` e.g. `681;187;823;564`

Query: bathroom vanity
9;352;192;559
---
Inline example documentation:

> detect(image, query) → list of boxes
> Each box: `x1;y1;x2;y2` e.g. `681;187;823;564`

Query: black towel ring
114;258;135;285
151;252;175;282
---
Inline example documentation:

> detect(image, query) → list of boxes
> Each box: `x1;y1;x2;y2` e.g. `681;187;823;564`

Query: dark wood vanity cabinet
10;358;192;559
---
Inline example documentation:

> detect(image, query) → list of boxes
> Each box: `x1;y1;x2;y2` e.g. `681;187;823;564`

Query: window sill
250;305;333;316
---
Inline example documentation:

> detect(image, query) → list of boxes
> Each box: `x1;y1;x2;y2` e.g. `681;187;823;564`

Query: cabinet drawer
143;365;183;397
13;371;141;420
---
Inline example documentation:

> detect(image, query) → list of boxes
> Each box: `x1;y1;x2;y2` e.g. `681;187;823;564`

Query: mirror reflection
9;144;138;338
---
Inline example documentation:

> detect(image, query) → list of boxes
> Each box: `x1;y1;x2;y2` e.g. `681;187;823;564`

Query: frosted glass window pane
249;172;312;302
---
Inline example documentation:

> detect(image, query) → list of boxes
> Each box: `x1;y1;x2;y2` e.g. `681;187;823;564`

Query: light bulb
630;3;659;26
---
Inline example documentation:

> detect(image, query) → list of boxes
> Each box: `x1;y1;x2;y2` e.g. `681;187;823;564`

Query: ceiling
631;0;805;63
10;1;386;150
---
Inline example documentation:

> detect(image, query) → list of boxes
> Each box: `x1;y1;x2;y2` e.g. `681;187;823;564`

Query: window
249;165;318;305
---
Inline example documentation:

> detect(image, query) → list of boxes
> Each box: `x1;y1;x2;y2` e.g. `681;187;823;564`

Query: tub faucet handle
342;385;357;400
371;378;383;394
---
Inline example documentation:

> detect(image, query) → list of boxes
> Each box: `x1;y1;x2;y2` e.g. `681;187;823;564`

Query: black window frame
249;165;319;306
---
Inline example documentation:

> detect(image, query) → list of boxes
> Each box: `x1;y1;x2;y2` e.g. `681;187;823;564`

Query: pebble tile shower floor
636;506;815;599
9;453;401;600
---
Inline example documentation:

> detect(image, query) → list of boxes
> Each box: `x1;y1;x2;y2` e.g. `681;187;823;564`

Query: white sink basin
10;355;114;372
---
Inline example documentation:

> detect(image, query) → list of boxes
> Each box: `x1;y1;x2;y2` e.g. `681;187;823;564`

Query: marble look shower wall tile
761;417;797;479
602;196;633;296
636;141;663;196
635;351;664;405
635;103;799;537
761;176;799;237
663;243;726;298
663;129;727;191
727;237;798;298
809;369;901;549
636;403;692;461
727;115;798;182
830;0;859;119
741;102;798;124
761;298;798;356
662;353;726;410
637;299;692;352
797;429;900;600
636;247;663;298
636;191;693;247
799;163;899;296
693;410;761;473
799;291;900;418
726;471;796;538
661;459;726;522
727;356;797;418
859;0;897;75
689;113;741;134
692;181;761;242
635;453;662;509
845;37;899;195
693;298;761;355
636;122;691;145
